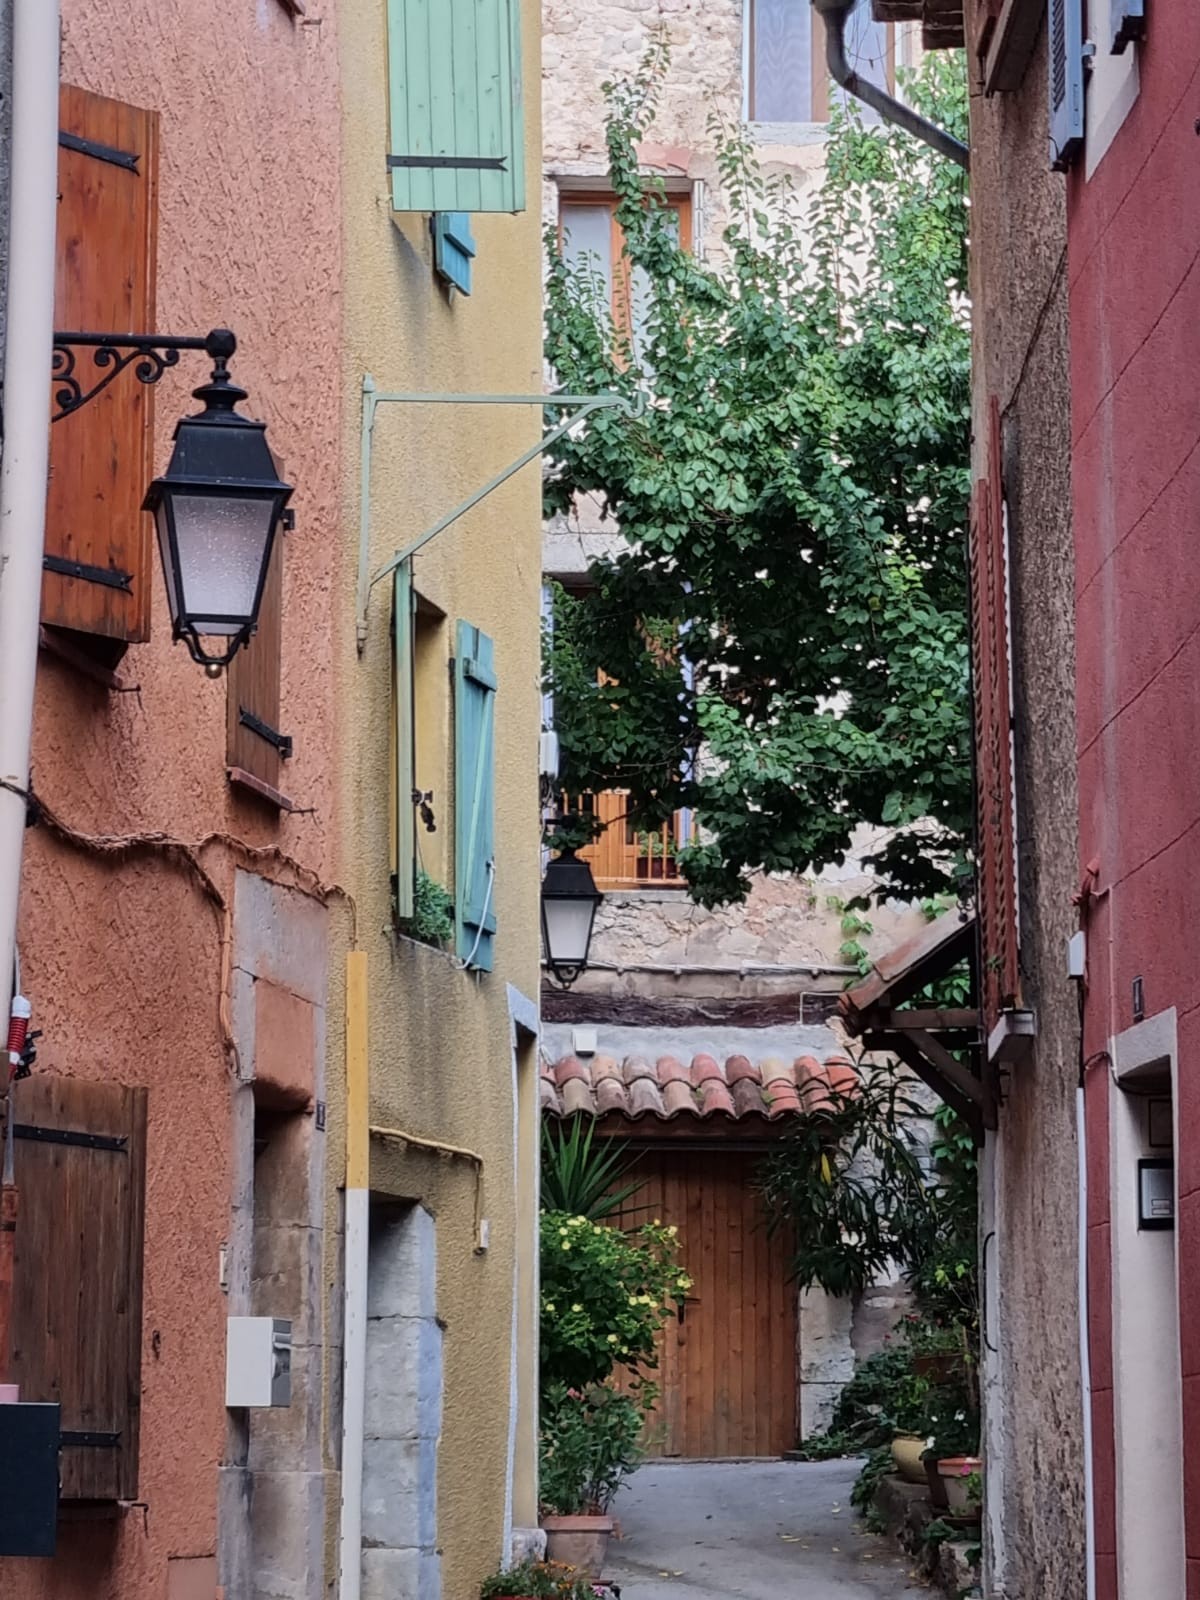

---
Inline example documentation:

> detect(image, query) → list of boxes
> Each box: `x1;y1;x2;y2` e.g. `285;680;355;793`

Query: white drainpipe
1077;1084;1096;1600
0;0;61;1009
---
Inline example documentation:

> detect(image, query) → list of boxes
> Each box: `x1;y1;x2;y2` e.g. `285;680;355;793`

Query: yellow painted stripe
346;951;369;1189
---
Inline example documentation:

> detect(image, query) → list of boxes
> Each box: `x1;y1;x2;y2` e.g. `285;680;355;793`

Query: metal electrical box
225;1317;292;1408
0;1402;61;1556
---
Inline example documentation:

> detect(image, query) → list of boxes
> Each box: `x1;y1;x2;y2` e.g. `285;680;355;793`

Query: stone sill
745;120;831;147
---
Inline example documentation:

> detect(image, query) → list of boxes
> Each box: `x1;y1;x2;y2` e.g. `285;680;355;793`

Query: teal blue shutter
454;621;497;970
386;0;526;215
1048;0;1084;170
433;212;476;294
393;564;415;920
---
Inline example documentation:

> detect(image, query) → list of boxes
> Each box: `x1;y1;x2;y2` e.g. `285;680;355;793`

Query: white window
746;0;893;127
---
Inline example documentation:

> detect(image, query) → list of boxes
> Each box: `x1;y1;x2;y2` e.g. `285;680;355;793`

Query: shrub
480;1558;603;1598
539;1210;688;1391
538;1382;647;1516
540;1119;643;1222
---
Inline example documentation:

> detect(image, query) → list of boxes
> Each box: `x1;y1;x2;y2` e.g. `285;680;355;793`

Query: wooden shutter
454;621;497;970
393;565;416;919
433;212;477;295
1048;0;1084;170
386;0;526;215
970;399;1020;1031
226;528;291;803
7;1076;147;1501
45;87;159;649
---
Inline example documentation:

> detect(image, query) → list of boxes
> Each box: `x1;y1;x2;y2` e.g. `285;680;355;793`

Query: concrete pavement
606;1459;920;1598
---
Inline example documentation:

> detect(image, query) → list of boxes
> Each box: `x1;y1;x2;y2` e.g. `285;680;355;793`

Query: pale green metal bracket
355;377;646;648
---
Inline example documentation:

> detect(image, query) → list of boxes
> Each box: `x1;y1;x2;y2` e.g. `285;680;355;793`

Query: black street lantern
541;844;603;988
142;330;292;670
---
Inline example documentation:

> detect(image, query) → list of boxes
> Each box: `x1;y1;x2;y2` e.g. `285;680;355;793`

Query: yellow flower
629;1296;639;1307
677;1274;693;1290
569;1216;586;1228
667;1224;679;1238
559;1226;569;1236
620;1344;629;1354
544;1302;556;1314
653;1217;661;1226
593;1226;603;1235
571;1303;583;1313
561;1240;571;1251
607;1333;619;1343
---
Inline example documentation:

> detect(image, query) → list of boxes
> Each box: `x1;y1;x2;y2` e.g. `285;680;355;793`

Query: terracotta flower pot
937;1455;982;1514
541;1513;614;1577
890;1434;928;1484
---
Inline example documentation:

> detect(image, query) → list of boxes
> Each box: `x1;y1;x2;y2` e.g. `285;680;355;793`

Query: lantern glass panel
171;491;275;633
542;895;596;969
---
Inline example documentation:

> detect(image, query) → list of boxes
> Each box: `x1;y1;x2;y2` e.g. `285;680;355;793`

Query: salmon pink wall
1069;7;1200;1594
0;4;341;1598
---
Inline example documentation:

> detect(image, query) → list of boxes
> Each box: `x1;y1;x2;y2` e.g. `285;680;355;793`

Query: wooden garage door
611;1147;797;1459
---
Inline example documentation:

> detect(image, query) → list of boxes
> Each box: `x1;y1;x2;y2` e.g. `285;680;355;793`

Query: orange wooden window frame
564;789;689;890
557;190;692;339
745;3;895;123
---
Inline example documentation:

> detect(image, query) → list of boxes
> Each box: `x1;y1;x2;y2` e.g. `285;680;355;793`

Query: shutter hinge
43;554;133;593
60;1431;121;1449
239;708;293;760
13;1124;127;1153
58;129;139;173
388;154;507;171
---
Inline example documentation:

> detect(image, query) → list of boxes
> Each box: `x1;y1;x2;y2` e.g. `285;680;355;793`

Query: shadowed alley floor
606;1458;919;1598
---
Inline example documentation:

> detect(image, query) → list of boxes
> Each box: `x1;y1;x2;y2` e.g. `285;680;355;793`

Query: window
746;0;893;126
558;190;691;361
565;790;692;890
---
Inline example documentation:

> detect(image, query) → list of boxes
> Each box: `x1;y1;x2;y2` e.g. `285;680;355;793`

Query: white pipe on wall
1077;1084;1096;1600
0;0;60;1010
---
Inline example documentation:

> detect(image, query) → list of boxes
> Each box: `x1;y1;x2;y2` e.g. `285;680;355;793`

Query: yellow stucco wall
327;0;545;1592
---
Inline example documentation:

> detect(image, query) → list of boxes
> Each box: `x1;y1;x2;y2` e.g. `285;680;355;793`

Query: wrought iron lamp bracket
50;327;237;422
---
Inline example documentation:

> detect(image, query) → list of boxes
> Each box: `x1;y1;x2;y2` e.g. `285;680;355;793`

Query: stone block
249;1468;326;1600
798;1288;856;1384
361;1436;438;1551
233;870;330;1007
361;1548;441;1600
248;1343;324;1474
253;1221;322;1345
510;1527;547;1564
364;1314;443;1440
254;978;316;1109
367;1206;436;1320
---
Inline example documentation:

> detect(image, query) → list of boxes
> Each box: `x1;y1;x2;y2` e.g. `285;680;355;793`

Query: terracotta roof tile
541;1050;860;1123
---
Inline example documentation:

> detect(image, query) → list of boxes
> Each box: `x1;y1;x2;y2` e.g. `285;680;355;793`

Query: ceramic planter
937;1455;982;1514
890;1434;928;1484
540;1513;614;1576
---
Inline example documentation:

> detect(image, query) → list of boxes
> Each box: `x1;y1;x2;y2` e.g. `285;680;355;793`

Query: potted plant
479;1558;607;1598
539;1382;647;1575
937;1456;983;1516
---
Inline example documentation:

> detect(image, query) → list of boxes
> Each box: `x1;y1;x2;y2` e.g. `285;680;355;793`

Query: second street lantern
541;842;604;988
142;329;292;670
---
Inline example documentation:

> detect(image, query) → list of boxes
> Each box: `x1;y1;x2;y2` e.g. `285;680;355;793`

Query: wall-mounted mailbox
1138;1158;1175;1231
0;1402;60;1556
225;1317;292;1408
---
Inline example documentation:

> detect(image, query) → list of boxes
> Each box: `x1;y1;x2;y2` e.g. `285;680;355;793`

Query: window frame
743;0;897;135
556;188;693;343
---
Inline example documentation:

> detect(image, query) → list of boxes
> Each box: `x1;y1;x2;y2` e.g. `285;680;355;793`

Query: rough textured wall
334;0;545;1594
1;7;342;1600
965;14;1084;1597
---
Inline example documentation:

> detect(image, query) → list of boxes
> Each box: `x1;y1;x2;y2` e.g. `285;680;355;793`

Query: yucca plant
540;1117;643;1222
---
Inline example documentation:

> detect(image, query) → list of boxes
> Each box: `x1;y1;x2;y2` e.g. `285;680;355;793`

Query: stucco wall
1;6;342;1600
1064;4;1200;1588
964;14;1084;1597
333;0;545;1594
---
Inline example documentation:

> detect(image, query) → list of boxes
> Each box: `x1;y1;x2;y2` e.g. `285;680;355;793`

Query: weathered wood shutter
392;566;416;920
226;519;291;803
386;0;526;215
454;621;497;970
7;1076;148;1501
45;87;159;649
970;400;1020;1031
1048;0;1084;170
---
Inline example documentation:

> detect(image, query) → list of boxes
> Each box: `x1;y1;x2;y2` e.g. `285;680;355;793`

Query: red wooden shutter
226;529;290;804
971;398;1020;1029
7;1076;148;1500
44;87;159;651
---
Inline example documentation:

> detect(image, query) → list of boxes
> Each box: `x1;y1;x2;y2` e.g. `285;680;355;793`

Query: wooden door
612;1147;797;1459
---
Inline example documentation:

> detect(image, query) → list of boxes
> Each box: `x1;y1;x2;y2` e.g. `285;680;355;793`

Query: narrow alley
607;1462;917;1599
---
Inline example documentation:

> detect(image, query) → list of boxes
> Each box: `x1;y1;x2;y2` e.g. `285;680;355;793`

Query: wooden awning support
840;910;993;1141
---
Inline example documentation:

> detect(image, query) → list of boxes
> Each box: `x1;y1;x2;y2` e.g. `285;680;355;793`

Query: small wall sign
1138;1157;1175;1230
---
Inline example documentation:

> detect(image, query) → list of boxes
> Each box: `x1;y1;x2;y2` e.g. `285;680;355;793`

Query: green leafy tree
544;43;971;906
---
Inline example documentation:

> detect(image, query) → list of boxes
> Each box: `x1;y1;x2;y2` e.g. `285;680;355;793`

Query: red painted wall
0;4;342;1598
1068;9;1200;1592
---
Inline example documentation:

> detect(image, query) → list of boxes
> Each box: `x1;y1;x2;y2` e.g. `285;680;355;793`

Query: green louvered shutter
455;621;497;970
392;564;416;920
387;0;526;215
